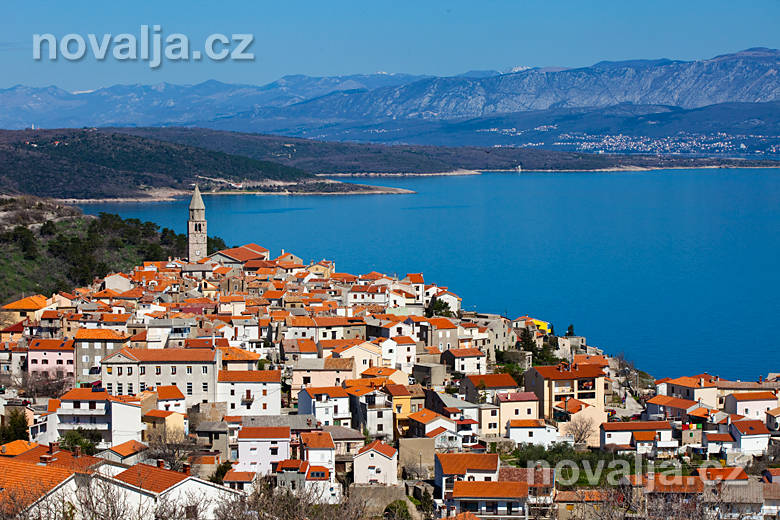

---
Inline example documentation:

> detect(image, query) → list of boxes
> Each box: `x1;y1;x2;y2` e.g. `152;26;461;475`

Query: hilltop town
0;187;778;520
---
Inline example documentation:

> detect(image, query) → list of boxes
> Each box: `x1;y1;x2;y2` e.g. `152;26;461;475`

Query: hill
0;197;226;303
0;128;385;199
115;127;780;174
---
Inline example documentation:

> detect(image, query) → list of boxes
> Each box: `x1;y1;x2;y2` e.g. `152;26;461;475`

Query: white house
55;387;142;449
217;369;282;415
507;419;567;448
434;453;499;501
155;385;186;413
441;348;487;375
600;421;673;450
297;386;351;427
353;440;398;485
235;426;291;474
300;431;336;474
723;392;778;419
730;420;771;456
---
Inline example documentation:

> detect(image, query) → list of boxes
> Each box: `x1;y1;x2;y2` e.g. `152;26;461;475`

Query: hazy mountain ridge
1;48;778;134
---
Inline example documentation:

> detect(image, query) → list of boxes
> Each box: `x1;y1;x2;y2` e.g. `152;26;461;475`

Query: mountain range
1;48;779;148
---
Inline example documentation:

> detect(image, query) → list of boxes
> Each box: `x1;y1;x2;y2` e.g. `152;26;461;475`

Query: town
0;186;778;520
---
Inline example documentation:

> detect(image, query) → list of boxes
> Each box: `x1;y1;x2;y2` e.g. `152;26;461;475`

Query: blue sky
2;0;779;91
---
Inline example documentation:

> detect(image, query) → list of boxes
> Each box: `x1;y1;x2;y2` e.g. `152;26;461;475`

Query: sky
2;0;779;91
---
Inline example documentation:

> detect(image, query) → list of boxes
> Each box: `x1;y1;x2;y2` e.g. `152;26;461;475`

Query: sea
80;169;780;380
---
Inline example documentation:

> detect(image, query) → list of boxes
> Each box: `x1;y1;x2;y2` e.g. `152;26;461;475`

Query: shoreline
320;169;482;177
59;185;414;204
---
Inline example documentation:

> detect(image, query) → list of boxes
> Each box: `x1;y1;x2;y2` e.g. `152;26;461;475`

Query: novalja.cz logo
33;25;254;68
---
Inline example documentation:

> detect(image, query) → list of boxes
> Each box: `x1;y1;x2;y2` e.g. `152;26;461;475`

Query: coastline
320;169;482;177
58;184;414;204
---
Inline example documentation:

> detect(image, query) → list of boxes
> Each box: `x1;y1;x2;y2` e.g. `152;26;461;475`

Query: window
202;366;208;374
230;388;235;396
106;366;112;374
527;408;532;415
514;409;519;415
202;382;208;392
187;383;193;395
89;401;96;410
171;366;177;375
230;403;235;409
106;383;112;393
377;424;384;432
140;382;146;392
262;389;267;396
140;366;146;375
377;411;383;418
262;403;267;410
186;366;192;374
270;447;278;456
73;401;81;409
491;410;498;416
128;383;133;394
155;366;161;375
117;383;123;394
528;431;534;437
127;367;132;376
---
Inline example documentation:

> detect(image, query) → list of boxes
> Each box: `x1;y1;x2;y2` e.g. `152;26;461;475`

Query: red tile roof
156;385;185;400
108;440;148;458
237;426;290;440
358;440;397;459
300;431;335;450
732;420;770;435
467;373;518;388
436;453;498;475
114;463;188;493
218;370;281;383
532;362;605;380
452;480;528;499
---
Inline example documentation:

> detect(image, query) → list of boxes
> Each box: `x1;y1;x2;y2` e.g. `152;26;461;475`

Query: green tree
209;460;234;484
425;298;453;318
384;500;412;520
419;490;434;520
59;428;101;455
0;408;30;443
519;328;536;354
40;220;57;236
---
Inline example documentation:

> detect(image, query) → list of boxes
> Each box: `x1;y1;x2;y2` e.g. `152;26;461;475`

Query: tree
384;500;412;520
425;298;453;318
566;324;575;337
564;416;596;445
419;490;434;520
0;408;30;443
59;428;101;455
145;428;198;472
519;328;536;353
209;460;234;484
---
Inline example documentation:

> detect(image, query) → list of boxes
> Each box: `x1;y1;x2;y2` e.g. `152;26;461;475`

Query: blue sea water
81;169;780;380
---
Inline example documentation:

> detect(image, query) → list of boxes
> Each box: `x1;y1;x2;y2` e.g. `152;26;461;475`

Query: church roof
189;185;205;211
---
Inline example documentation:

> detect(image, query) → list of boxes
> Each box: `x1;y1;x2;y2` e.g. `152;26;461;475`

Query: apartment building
101;347;221;407
216;370;282;415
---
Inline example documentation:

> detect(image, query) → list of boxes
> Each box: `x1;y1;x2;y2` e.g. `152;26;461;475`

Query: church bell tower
188;185;207;262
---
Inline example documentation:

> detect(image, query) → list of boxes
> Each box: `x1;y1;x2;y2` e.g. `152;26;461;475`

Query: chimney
39;454;53;465
74;446;81;458
49;442;59;454
182;463;191;476
157;459;165;469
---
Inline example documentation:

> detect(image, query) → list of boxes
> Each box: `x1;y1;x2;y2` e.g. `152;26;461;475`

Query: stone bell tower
188;185;207;262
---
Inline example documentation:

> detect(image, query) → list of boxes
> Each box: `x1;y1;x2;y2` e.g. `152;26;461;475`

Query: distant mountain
1;49;778;135
0;73;431;129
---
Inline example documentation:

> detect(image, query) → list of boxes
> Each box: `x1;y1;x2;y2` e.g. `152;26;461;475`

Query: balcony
58;421;109;430
241;392;254;404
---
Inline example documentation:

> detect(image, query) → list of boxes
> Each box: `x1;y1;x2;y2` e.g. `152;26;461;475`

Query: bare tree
145;428;198;472
563;416;596;446
214;476;365;520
